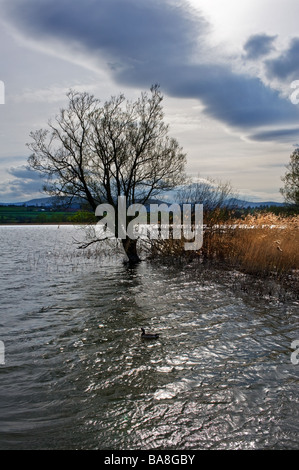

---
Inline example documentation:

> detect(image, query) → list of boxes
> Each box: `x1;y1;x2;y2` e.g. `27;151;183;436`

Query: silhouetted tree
28;85;186;263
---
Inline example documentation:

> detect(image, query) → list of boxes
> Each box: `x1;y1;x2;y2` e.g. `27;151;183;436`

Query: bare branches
76;237;110;249
176;177;237;212
27;86;187;262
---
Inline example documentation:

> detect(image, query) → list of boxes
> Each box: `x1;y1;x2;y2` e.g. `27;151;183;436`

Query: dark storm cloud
3;0;299;138
265;37;299;79
0;177;43;200
3;178;43;195
243;33;277;60
3;0;205;65
7;165;42;180
249;127;299;142
121;61;299;129
0;165;44;200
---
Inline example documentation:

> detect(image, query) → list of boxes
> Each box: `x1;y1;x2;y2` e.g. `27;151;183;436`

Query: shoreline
0;222;84;226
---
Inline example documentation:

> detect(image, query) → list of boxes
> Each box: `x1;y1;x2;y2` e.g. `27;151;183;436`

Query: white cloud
0;165;45;202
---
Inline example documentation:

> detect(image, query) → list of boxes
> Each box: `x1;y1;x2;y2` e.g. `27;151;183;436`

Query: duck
141;327;159;339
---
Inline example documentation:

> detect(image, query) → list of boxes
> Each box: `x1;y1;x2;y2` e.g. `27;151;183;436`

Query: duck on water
141;328;159;339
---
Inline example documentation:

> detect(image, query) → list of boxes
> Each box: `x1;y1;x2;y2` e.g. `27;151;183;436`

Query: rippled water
0;225;298;450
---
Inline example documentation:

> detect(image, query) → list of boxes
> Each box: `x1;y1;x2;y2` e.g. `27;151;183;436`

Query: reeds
147;212;299;280
208;213;299;277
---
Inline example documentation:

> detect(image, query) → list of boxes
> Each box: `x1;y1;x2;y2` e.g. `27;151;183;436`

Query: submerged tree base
122;237;141;265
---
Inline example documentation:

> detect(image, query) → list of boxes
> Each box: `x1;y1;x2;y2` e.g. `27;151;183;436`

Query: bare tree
27;85;186;263
176;177;237;213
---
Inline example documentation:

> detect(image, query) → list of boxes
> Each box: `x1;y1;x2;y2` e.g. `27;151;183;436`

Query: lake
0;225;298;449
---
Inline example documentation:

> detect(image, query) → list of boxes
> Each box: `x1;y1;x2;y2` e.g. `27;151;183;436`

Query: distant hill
229;198;285;208
0;196;82;209
0;195;286;209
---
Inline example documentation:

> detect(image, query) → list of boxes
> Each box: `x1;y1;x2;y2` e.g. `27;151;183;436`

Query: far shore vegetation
0;205;95;225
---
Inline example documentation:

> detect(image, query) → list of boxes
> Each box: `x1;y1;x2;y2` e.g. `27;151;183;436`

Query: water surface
0;225;298;449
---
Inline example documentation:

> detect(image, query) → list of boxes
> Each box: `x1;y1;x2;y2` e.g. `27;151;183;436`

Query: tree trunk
122;237;141;264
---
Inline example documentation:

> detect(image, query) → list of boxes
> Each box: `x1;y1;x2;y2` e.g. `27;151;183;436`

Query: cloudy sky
1;0;299;203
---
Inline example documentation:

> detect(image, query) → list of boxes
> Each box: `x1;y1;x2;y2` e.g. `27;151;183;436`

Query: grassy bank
0;206;96;224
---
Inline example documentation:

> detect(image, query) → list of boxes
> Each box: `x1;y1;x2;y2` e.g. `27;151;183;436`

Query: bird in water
141;327;159;339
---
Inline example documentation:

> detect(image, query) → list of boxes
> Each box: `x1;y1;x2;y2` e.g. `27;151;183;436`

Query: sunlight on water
0;225;298;449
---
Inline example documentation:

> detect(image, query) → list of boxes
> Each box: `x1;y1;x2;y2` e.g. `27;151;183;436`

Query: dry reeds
211;213;299;277
147;213;299;279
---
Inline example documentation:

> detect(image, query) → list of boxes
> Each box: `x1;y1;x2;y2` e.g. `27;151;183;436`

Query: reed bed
147;213;299;280
208;213;299;277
